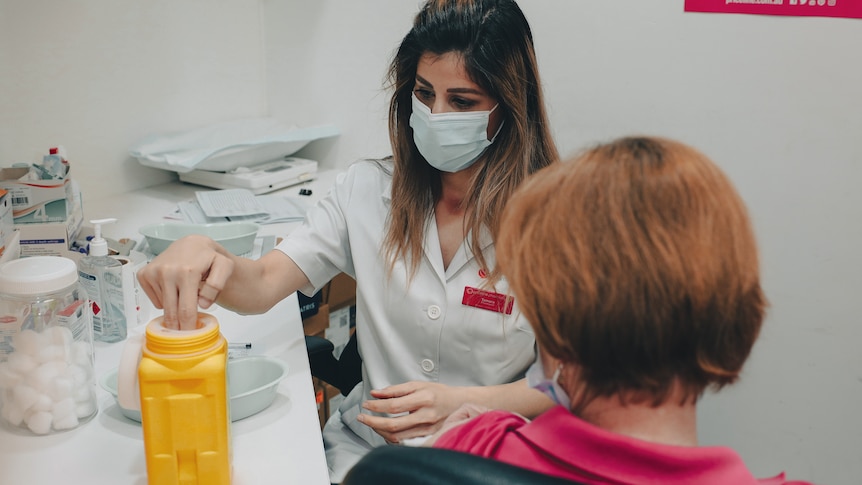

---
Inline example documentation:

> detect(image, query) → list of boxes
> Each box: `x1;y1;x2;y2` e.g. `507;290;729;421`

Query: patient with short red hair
429;136;814;485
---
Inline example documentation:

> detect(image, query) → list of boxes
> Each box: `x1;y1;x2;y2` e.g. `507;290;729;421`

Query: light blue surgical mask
409;93;501;173
526;354;572;409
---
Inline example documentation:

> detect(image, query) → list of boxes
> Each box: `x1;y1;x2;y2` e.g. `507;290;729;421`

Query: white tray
133;123;338;173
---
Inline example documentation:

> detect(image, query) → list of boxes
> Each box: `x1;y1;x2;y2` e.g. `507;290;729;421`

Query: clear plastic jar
0;256;97;435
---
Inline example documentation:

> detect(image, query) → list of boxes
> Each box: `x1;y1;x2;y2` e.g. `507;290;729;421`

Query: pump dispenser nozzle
89;218;117;257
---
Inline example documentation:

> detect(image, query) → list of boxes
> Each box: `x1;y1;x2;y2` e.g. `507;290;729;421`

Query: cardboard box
0;167;73;224
16;194;84;257
327;305;353;359
0;190;13;255
303;273;355;337
297;289;323;319
323;273;356;311
0;230;20;264
312;378;346;431
313;378;328;430
302;303;330;337
305;273;357;419
323;381;344;424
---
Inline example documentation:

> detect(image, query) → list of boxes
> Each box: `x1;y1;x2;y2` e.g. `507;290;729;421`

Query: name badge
462;286;514;315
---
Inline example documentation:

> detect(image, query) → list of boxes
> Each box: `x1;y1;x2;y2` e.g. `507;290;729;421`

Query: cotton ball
12;384;40;412
31;361;65;396
52;397;80;430
74;385;93;405
69;364;91;390
12;329;44;356
52;411;79;430
25;410;53;435
52;397;76;420
74;378;95;399
35;344;67;364
50;375;74;401
1;399;24;426
31;392;53;413
70;341;93;368
7;352;37;375
0;362;22;389
47;326;73;350
75;398;96;419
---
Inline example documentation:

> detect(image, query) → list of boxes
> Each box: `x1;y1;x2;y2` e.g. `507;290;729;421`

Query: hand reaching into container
137;235;234;330
137;234;310;331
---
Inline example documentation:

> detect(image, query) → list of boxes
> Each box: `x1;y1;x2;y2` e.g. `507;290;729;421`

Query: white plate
100;355;288;422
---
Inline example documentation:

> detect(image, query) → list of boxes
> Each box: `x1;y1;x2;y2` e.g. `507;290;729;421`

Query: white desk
0;170;341;485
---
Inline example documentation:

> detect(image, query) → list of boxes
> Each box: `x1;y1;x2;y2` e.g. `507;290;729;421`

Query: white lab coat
276;160;536;482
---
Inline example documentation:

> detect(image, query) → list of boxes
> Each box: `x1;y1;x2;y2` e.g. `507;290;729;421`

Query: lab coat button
427;305;442;320
421;359;435;372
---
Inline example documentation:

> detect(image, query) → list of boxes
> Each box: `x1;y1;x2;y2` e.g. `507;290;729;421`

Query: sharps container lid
0;256;79;295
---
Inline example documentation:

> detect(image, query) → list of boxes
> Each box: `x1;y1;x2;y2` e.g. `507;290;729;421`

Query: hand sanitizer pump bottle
77;218;127;343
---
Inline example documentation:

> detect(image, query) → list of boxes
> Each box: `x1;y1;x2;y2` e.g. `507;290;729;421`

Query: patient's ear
540;351;563;379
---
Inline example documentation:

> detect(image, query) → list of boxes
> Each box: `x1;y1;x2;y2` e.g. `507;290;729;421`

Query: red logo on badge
461;286;514;315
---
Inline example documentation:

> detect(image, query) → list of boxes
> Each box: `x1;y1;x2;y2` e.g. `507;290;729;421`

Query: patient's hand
358;381;463;444
423;403;490;447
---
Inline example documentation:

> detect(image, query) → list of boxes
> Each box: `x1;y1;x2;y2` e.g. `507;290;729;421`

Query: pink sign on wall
684;0;862;19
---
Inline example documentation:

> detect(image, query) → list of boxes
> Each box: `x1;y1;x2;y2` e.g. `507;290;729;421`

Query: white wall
263;1;419;167
0;0;267;202
1;1;858;483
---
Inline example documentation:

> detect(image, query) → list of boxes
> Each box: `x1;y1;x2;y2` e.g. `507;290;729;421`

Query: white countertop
0;170;342;485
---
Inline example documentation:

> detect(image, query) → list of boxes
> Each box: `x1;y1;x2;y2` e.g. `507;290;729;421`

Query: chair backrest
305;332;363;396
342;445;585;485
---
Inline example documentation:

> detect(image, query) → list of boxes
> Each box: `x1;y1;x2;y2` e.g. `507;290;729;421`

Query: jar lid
0;256;79;295
145;313;221;355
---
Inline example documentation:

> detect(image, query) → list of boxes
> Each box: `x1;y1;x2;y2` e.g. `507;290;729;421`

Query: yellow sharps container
138;313;231;485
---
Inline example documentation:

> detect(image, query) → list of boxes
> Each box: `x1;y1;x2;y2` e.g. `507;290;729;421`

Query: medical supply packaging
0;191;14;258
1;151;85;257
0;166;73;224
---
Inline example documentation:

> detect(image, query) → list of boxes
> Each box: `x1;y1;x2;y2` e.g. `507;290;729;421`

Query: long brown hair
498;136;767;410
384;0;558;281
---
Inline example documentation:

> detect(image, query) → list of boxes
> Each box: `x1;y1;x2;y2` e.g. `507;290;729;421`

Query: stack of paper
177;189;311;225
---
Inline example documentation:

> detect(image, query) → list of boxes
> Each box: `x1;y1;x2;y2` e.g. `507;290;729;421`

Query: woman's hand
356;381;466;444
137;234;235;330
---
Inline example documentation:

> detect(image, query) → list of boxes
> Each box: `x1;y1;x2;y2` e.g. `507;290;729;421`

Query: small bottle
0;256;96;435
138;313;232;485
78;218;127;343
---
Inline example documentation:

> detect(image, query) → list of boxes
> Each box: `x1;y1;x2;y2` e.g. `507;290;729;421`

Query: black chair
305;332;363;397
342;446;584;485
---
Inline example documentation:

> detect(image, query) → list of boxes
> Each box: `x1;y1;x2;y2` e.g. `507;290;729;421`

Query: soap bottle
137;313;232;485
77;218;126;343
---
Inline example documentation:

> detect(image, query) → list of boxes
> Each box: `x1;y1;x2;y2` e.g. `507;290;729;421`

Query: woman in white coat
137;0;559;481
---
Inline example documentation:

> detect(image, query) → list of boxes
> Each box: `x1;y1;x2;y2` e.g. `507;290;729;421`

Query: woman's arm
137;234;310;330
